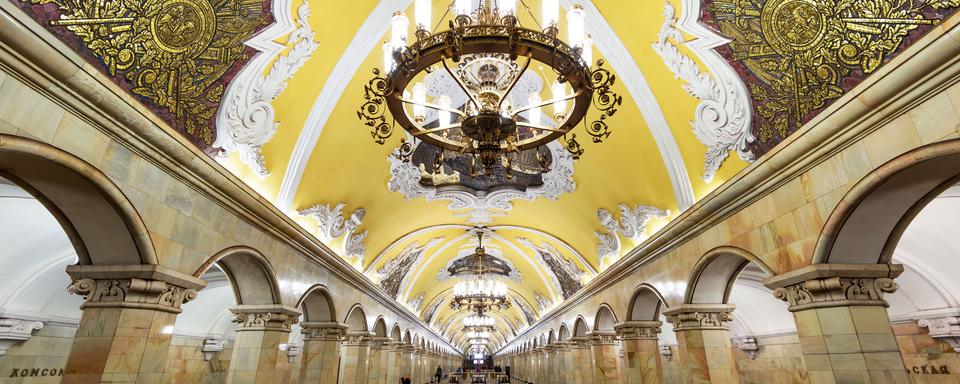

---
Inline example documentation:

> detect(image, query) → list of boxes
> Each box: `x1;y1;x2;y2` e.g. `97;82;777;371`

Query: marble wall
164;337;233;384
0;325;73;384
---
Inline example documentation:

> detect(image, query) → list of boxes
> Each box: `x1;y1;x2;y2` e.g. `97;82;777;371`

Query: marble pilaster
366;336;391;383
570;336;594;384
384;341;404;384
399;344;414;382
226;304;301;384
587;331;622;384
615;321;663;384
664;304;739;384
61;265;205;384
299;322;346;384
766;263;908;384
339;330;373;384
554;341;574;383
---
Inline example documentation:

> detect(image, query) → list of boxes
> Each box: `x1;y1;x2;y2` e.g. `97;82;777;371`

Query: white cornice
276;0;413;211
565;0;696;210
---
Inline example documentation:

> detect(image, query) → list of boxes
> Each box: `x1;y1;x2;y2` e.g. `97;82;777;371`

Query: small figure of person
435;366;443;383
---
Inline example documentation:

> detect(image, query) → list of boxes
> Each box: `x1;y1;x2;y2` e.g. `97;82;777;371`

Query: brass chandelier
449;231;511;314
358;0;622;176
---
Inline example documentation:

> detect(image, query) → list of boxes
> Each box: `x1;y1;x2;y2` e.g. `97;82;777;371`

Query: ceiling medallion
359;0;622;177
449;230;511;315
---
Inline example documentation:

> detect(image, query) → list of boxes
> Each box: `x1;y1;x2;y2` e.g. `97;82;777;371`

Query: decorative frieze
301;321;348;341
342;331;373;346
0;318;43;355
585;330;618;346
65;265;206;314
614;320;662;340
230;304;301;332
663;304;735;331
918;316;960;352
764;264;904;311
733;336;759;360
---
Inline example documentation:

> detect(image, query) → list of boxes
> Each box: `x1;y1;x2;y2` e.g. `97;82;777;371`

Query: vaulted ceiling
17;0;957;352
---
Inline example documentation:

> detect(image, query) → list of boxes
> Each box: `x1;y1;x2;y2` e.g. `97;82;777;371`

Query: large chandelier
449;230;511;314
358;0;622;176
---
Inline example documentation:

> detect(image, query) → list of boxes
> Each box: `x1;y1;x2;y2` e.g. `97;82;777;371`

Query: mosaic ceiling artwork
704;0;959;154
13;0;272;147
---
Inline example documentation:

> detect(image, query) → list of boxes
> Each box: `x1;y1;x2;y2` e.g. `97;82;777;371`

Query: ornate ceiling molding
275;0;413;211
387;141;575;224
653;1;754;182
562;0;695;210
215;0;319;176
298;203;368;260
594;203;670;267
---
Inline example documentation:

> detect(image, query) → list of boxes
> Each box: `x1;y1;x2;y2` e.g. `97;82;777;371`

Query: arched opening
572;316;588;337
344;304;368;331
391;324;402;341
685;246;774;305
372;317;388;337
547;329;555;344
593;305;617;332
815;139;960;264
626;284;666;321
557;324;569;341
193;246;282;305
298;284;337;323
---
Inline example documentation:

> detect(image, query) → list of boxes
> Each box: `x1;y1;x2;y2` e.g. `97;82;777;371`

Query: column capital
569;336;592;349
553;340;572;351
66;264;206;314
301;321;348;341
230;304;301;332
585;330;618;345
663;303;735;331
764;263;903;311
614;320;662;340
542;344;556;352
370;336;392;349
342;330;374;346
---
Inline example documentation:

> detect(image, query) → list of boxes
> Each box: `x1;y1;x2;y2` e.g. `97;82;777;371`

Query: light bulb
415;0;431;32
391;12;409;49
542;0;559;28
413;83;426;121
438;95;452;126
499;0;516;15
567;4;585;46
527;94;542;126
581;34;593;65
455;0;471;16
551;81;566;119
382;42;394;71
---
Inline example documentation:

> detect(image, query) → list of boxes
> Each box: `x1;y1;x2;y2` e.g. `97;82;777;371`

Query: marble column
570;337;593;384
554;341;573;383
615;321;663;384
663;304;739;384
384;341;404;384
300;322;347;384
61;265;205;383
339;330;373;384
766;264;908;384
587;331;622;384
227;304;301;384
548;344;561;382
367;336;391;383
539;346;552;383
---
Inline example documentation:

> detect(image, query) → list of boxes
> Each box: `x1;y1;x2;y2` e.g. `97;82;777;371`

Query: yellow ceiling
219;0;751;350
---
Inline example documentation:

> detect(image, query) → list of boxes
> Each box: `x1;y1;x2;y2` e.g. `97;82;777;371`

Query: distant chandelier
450;230;511;314
463;315;496;332
358;0;622;176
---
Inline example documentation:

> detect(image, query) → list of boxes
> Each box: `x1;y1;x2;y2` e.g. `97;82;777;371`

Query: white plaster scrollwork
918;316;960;352
407;293;425;313
594;203;670;266
652;1;754;182
215;1;319;176
387;141;575;224
202;337;226;361
0;318;43;355
298;203;368;260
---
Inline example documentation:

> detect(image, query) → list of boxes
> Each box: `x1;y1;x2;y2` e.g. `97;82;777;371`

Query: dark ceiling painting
12;0;273;148
703;0;959;155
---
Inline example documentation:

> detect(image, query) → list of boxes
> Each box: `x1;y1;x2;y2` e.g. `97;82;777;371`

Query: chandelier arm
441;57;482;110
412;123;464;136
497;53;532;109
397;96;468;117
513;122;569;133
510;89;583;116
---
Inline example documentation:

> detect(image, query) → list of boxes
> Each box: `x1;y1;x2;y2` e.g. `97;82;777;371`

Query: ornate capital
764;264;903;311
230;305;301;332
585;330;618;346
342;331;374;346
614;320;662;340
918;316;960;352
65;265;206;314
553;340;572;351
663;304;735;331
0;318;43;355
301;321;348;341
570;336;592;349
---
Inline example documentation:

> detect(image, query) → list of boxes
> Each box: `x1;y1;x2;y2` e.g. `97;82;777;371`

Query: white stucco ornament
595;203;670;267
298;202;368;260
